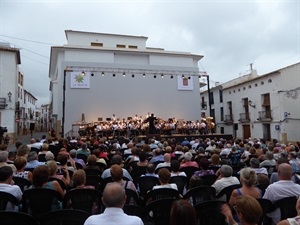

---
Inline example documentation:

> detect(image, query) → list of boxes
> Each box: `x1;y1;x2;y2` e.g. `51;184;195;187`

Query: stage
135;133;233;143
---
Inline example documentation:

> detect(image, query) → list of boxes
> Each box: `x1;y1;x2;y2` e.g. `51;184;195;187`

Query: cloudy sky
1;0;299;106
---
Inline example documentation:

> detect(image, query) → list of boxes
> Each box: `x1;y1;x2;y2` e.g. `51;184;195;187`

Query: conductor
147;113;157;134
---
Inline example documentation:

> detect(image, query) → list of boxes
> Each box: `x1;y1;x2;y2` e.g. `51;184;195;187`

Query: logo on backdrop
70;72;90;88
177;75;193;90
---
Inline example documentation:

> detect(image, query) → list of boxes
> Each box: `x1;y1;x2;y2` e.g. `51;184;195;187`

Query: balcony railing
258;110;272;121
239;113;250;123
224;115;234;124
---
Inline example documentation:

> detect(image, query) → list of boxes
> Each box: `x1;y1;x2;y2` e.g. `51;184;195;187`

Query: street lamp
7;92;12;102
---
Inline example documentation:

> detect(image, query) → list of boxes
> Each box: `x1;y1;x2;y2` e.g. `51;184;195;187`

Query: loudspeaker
234;124;238;130
30;123;35;131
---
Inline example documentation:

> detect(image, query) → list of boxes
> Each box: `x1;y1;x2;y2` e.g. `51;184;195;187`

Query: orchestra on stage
76;114;215;138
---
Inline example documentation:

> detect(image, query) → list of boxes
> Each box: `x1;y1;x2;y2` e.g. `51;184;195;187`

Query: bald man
84;183;143;225
155;153;171;172
263;163;300;224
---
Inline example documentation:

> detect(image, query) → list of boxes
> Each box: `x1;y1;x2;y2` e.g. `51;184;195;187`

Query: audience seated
84;183;143;225
179;152;199;169
31;165;64;198
153;168;177;190
108;164;138;194
13;156;33;182
101;155;133;181
170;160;186;177
0;166;22;211
221;195;263;225
193;158;215;177
229;168;262;207
72;169;94;189
0;151;17;171
25;151;45;170
259;151;276;167
212;165;240;201
47;160;70;187
249;158;268;176
170;199;197;225
263;163;300;224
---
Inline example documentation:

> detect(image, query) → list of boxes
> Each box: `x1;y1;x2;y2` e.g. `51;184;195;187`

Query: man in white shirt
263;163;300;224
212;165;240;201
84;183;143;225
0;166;22;211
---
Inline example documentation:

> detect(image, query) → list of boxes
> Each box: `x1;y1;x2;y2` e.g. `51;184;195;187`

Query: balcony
239;113;250;123
224;115;234;124
258;110;272;122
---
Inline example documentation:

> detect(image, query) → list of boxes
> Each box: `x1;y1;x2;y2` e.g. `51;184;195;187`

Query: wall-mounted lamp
123;72;126;77
81;71;85;76
101;72;105;76
7;92;12;102
143;73;146;77
248;100;256;108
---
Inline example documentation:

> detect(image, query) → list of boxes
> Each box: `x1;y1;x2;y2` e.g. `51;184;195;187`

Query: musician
146;113;157;134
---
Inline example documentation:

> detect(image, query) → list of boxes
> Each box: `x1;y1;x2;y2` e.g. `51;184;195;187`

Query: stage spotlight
123;72;126;77
91;73;94;76
181;74;184;78
161;74;164;78
82;71;85;76
132;74;135;78
113;73;116;77
143;73;146;77
101;72;105;76
170;75;173;79
154;75;157;78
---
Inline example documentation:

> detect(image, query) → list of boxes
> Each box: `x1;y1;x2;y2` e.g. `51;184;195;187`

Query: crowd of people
0;133;300;225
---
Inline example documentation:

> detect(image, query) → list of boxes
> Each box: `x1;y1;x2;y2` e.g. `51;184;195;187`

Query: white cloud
0;0;299;105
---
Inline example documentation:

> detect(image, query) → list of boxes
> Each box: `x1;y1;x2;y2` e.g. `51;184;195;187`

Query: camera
0;126;8;134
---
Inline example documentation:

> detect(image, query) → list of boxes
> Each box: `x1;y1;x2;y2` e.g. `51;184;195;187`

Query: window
238;88;240;92
128;45;138;49
91;42;103;47
243;87;246;90
220;107;224;121
229;91;231;94
255;83;258;87
220;127;224;134
261;81;264;85
116;44;126;48
233;90;236;93
209;92;214;104
249;85;252;88
219;89;223;103
268;79;272;83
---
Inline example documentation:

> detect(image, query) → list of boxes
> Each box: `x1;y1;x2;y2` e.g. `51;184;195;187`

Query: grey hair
240;168;257;186
0;151;8;162
220;165;233;177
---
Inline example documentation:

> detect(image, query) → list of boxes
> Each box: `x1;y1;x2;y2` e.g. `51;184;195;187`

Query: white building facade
49;30;203;137
201;63;300;143
0;44;21;142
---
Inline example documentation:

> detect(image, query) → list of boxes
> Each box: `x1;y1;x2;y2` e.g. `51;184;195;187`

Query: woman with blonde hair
222;195;263;225
229;167;262;207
